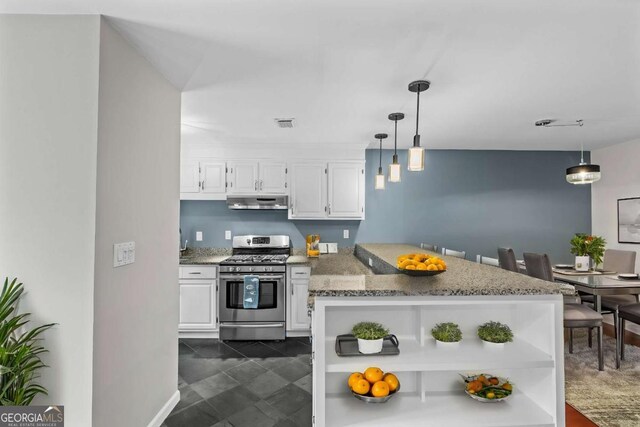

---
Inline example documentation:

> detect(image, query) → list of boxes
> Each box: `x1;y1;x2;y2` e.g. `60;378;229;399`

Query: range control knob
228;267;235;272
266;266;273;272
249;267;254;272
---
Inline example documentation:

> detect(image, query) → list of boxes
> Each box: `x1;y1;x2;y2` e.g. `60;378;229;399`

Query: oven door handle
219;275;285;280
220;322;285;328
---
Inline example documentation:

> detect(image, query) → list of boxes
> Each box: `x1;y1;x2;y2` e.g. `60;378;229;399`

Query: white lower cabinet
287;266;311;332
179;266;217;331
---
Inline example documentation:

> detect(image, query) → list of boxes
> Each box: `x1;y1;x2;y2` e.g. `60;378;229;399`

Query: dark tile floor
162;338;312;427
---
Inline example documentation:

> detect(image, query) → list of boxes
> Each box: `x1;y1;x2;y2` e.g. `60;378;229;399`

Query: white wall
592;139;640;272
0;15;101;426
91;19;181;427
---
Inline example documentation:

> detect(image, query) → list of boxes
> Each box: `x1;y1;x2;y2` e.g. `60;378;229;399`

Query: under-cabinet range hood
226;196;288;210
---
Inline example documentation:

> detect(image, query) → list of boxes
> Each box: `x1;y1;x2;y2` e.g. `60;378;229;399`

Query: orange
351;378;370;395
364;367;384;384
382;373;400;392
371;381;390;397
348;372;364;389
426;264;437;271
416;263;427;270
405;264;416;270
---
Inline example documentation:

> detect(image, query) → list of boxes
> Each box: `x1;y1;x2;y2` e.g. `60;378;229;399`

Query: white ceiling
3;0;640;150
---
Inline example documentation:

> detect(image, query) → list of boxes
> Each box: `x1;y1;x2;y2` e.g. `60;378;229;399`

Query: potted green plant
477;321;513;348
570;233;606;271
352;321;389;354
0;278;55;405
431;322;462;347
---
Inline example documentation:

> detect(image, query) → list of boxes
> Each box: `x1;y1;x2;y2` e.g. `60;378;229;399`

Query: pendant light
388;113;404;182
374;133;388;190
566;144;601;185
407;80;430;171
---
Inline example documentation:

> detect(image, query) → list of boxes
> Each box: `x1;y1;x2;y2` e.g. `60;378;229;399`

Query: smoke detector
274;118;295;128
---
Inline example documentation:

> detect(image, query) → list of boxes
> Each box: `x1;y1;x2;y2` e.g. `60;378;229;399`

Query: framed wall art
618;197;640;244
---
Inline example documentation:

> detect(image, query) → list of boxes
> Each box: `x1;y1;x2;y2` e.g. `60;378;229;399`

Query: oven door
219;274;285;322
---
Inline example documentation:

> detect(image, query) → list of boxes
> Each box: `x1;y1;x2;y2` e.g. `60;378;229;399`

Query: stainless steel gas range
218;235;290;341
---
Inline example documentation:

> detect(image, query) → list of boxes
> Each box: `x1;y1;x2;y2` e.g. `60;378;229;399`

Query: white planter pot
357;338;384;354
481;340;506;349
435;339;461;348
575;256;590;272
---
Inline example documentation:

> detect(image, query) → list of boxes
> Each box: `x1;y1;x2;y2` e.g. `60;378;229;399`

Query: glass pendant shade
375;167;386;190
388;155;401;182
566;164;601;184
408;146;425;171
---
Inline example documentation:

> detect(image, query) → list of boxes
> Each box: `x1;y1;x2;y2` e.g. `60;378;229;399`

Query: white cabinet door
179;280;217;330
259;161;287;194
327;162;365;218
201;161;226;194
180;160;201;193
227;161;259;194
290;162;327;219
289;279;311;331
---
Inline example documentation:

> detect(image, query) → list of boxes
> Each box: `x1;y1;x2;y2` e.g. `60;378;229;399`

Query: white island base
311;295;565;427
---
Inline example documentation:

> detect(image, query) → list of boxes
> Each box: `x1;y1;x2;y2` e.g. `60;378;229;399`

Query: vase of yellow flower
570;234;606;271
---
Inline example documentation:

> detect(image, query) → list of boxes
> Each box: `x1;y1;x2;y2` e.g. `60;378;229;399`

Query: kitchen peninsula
309;244;571;427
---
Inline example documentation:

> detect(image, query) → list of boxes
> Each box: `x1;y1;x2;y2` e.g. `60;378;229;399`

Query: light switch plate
196;231;203;241
343;229;349;239
225;230;232;240
113;242;135;267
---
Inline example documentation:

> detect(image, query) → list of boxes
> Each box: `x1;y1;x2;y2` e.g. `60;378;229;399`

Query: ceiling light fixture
407;80;430;171
535;119;601;184
388;113;404;182
374;133;388;190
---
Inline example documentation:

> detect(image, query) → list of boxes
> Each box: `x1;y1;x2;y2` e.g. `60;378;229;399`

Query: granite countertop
179;248;230;265
308;243;575;300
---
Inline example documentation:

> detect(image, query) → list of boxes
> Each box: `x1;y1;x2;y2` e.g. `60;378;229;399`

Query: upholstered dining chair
441;248;466;259
497;247;519;272
524;252;604;371
420;243;438;253
619;303;640;368
476;255;499;267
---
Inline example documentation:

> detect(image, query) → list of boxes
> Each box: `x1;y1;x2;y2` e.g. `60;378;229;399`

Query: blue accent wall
180;150;591;263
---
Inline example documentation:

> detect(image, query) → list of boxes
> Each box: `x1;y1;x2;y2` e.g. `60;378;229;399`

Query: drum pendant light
388;113;404;182
407;80;430;171
374;133;388;190
566;144;601;184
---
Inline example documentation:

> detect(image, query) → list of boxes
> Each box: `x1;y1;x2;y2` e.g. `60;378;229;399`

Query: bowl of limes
348;367;400;403
396;253;447;276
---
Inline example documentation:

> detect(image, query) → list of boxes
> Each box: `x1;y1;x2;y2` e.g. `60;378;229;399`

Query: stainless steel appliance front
218;266;286;341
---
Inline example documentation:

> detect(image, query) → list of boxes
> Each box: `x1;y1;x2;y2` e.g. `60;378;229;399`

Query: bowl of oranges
348;367;400;403
396;253;447;276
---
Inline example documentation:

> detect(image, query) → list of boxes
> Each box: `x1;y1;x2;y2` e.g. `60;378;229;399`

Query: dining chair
420;243;438;253
618;303;640;368
524;252;604;370
476;255;499;267
581;249;638;367
441;248;465;259
497;247;519;272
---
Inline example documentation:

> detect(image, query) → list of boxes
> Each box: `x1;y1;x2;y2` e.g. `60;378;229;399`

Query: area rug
565;330;640;427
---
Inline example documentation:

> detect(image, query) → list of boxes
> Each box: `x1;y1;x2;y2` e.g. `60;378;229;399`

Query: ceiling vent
274;118;295;128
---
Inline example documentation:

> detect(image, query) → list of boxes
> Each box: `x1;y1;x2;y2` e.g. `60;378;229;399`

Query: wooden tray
335;334;400;357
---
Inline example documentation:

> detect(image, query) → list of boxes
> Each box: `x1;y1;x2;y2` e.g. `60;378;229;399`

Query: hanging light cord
415;90;420;136
379;138;383;169
394;119;398;155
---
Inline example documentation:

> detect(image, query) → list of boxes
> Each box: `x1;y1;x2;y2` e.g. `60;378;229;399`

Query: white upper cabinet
327;162;365;218
180;160;201;193
259;161;288;194
289;162;327;219
227;161;259;194
180;159;226;199
201;161;226;194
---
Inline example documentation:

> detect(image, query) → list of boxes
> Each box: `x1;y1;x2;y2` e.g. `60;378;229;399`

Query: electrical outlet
343;229;349;239
225;230;232;240
196;231;203;241
113;242;135;267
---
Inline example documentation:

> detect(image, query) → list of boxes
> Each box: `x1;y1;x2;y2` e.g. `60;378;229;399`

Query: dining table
552;271;640;312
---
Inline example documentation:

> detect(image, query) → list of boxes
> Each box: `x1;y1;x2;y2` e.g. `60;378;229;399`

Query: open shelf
325;337;554;373
325;391;555;427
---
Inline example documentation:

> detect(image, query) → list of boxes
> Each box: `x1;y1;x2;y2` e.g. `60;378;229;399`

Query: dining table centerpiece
569;233;606;271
